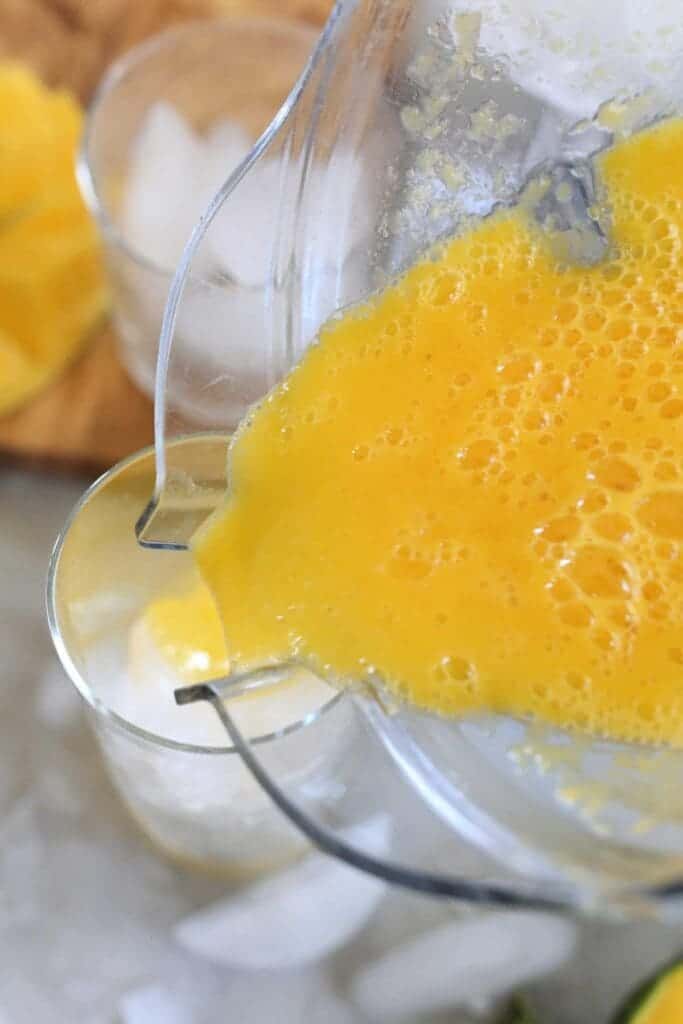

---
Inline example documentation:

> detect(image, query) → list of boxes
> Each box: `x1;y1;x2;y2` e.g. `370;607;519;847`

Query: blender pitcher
137;0;683;916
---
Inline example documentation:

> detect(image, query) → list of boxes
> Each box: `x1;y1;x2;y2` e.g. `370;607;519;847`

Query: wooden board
0;0;331;473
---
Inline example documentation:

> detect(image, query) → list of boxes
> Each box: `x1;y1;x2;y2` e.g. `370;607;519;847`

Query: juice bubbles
196;118;683;747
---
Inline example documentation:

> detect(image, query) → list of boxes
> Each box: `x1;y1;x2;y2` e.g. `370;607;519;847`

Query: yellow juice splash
195;118;683;747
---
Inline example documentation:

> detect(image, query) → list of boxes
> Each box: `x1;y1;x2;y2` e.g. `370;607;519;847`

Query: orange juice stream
195;118;683;747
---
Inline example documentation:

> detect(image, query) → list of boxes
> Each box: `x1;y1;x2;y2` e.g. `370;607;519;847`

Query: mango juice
196;118;683;747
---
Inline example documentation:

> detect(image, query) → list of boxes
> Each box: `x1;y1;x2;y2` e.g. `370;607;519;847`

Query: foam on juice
195;117;683;747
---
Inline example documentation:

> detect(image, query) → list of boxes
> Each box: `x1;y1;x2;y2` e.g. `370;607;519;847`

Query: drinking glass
78;17;318;426
47;437;353;877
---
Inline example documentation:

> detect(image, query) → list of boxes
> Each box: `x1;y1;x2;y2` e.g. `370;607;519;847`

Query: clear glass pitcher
139;0;683;916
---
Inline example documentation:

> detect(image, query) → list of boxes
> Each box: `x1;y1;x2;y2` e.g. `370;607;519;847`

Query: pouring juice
195;117;683;748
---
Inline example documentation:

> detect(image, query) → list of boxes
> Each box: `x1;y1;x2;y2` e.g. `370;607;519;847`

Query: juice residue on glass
195;117;683;747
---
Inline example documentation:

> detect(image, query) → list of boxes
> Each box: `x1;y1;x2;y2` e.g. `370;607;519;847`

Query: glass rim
76;14;321;280
46;436;344;757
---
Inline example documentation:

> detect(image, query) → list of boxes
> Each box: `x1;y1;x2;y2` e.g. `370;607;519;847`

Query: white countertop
2;465;681;1024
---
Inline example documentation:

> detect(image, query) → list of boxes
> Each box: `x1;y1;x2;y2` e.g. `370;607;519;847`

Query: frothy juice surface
196;118;683;747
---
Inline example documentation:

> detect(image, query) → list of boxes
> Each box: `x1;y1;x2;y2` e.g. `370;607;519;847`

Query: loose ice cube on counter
351;911;577;1020
119;984;192;1024
174;817;389;969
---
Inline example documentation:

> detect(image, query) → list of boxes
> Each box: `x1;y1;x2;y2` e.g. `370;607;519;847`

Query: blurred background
2;1;683;1022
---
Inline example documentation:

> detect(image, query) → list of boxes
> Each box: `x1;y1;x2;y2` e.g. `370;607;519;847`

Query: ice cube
187;970;358;1024
350;910;577;1020
206;156;282;288
175;282;270;420
194;120;255;277
205;118;253;180
303;149;372;258
124;614;228;746
174;818;389;969
207;141;374;295
123;102;271;285
0;801;173;1024
122;102;209;271
119;984;192;1024
124;603;336;747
